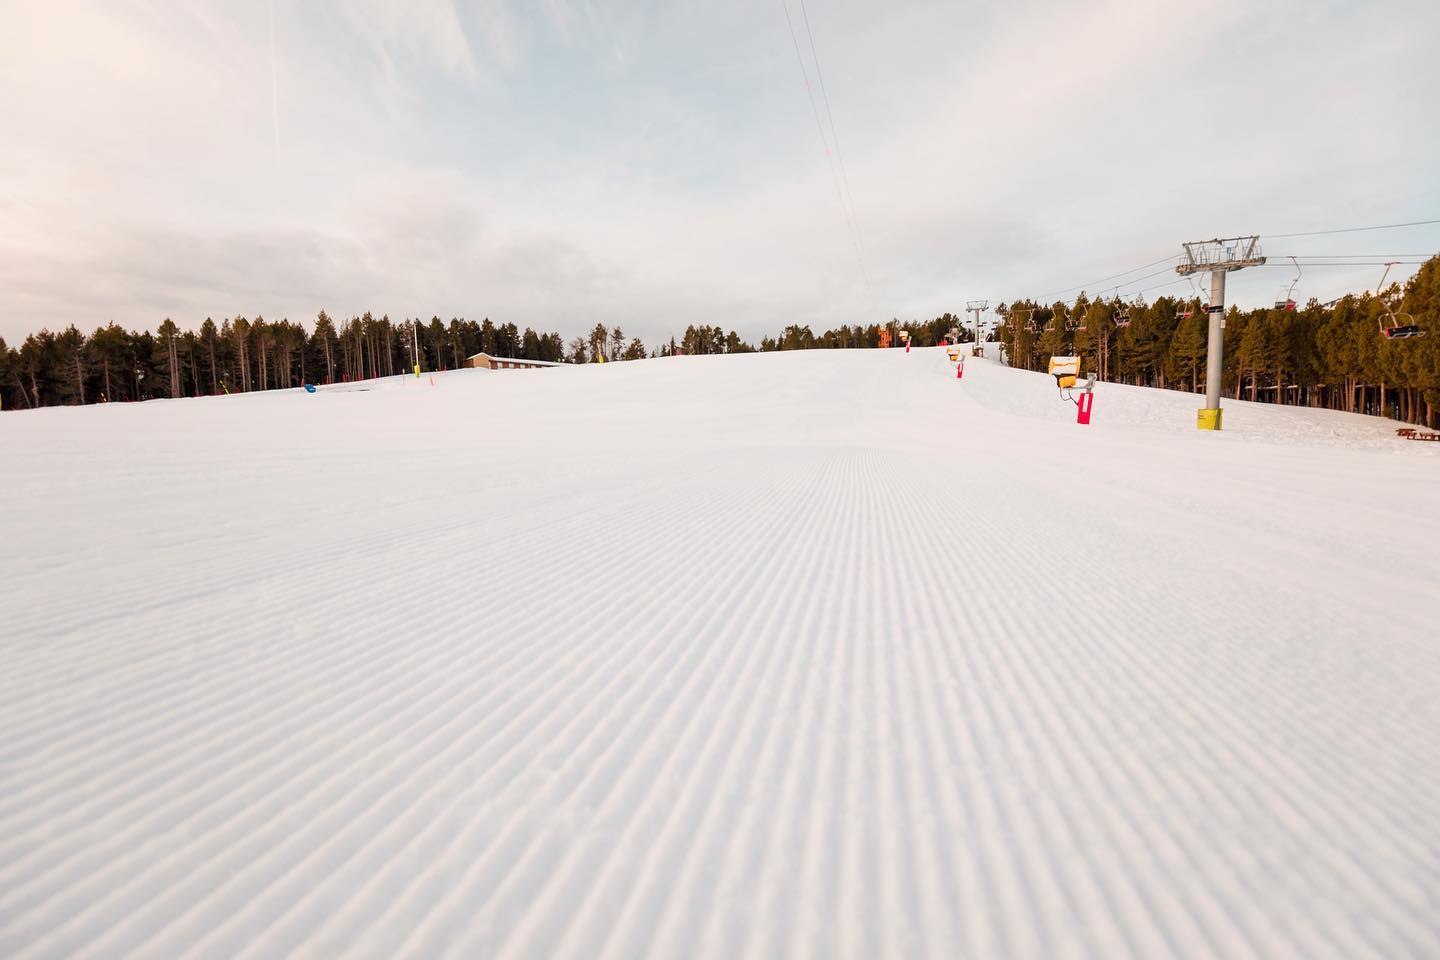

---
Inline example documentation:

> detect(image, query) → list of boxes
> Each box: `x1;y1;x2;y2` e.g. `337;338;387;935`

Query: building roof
466;352;563;367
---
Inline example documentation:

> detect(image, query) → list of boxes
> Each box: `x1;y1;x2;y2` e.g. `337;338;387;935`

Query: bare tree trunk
167;334;180;397
12;372;34;407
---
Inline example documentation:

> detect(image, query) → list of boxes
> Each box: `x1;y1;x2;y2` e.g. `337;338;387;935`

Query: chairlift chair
1273;256;1301;311
1107;287;1130;328
1375;263;1426;340
1181;277;1210;319
1053;303;1073;333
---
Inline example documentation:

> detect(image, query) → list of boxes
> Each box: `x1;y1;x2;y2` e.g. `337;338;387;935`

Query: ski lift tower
1175;236;1265;430
966;300;988;357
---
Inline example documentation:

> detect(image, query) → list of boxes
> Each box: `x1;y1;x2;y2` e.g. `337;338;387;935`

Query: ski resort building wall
464;353;561;371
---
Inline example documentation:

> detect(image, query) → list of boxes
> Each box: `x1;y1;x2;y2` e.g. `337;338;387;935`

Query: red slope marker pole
1077;391;1093;425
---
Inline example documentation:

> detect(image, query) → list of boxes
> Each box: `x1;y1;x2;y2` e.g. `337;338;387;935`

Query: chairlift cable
780;0;872;296
1038;253;1178;301
1267;219;1440;239
1272;253;1438;259
798;0;865;266
1263;260;1429;267
1054;265;1178;308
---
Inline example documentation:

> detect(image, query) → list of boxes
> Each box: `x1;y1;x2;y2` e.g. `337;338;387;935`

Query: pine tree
1167;311;1205;393
157;318;181;397
313;311;337;384
231;317;252;391
201;318;219;394
56;326;87;405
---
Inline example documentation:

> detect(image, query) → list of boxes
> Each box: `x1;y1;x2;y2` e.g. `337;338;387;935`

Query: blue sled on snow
304;383;317;393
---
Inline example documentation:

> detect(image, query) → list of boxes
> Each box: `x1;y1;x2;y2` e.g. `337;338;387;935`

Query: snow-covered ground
2;346;1438;958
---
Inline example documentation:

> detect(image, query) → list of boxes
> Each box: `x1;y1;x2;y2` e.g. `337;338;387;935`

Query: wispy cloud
1;0;1436;342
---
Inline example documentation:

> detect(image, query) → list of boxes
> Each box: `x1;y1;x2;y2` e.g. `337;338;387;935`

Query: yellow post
414;363;421;378
1197;408;1222;431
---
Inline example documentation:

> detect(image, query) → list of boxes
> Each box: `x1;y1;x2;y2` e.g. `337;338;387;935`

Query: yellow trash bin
1196;408;1222;431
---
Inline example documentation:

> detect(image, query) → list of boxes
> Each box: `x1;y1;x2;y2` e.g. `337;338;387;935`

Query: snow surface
2;346;1438;958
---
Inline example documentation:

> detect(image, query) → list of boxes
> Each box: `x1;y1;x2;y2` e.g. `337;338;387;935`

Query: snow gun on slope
1049;355;1096;424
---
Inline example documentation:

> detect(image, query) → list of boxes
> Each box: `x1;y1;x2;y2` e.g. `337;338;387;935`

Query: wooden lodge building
464;353;562;371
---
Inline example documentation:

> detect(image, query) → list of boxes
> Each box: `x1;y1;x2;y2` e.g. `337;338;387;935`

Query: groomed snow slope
2;347;1438;958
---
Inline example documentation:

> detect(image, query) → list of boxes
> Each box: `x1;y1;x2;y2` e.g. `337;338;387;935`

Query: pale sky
2;0;1437;344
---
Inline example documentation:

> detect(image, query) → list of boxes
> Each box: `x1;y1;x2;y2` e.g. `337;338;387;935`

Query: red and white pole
956;359;964;380
1077;391;1094;425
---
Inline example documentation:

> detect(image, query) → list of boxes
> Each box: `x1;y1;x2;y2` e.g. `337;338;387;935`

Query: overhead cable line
780;0;872;293
1038;253;1178;301
1045;265;1181;309
1273;253;1438;260
1137;277;1192;296
798;0;865;264
1266;218;1440;239
1265;260;1430;267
